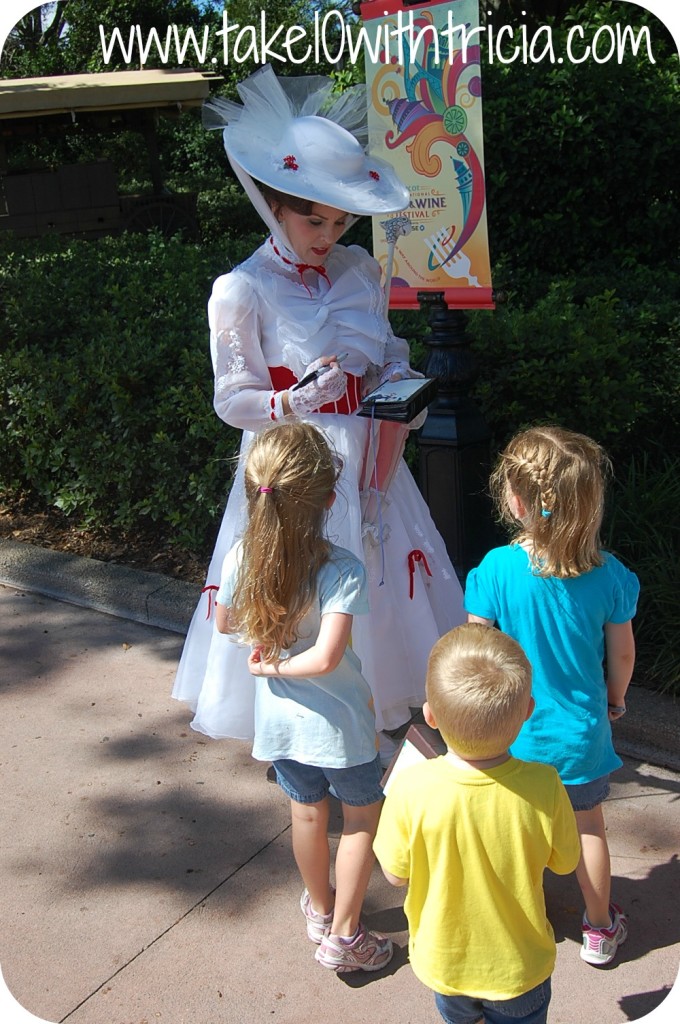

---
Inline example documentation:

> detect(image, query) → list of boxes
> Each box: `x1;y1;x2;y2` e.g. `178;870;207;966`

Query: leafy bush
604;451;680;695
480;1;680;282
467;267;680;462
196;185;265;245
0;231;244;553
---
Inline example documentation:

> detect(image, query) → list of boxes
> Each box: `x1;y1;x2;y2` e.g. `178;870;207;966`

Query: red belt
269;365;362;415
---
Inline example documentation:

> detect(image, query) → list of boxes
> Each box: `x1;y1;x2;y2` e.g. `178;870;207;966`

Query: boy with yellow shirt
373;623;580;1024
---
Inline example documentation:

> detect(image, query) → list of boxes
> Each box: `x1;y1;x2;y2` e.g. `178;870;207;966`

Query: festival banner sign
361;0;494;309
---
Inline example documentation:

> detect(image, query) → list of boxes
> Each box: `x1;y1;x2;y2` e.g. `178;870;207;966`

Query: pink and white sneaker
581;903;628;965
315;921;393;973
300;888;334;944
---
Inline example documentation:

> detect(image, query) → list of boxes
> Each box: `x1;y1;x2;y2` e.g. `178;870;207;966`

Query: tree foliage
3;2;66;75
480;1;680;283
4;1;206;74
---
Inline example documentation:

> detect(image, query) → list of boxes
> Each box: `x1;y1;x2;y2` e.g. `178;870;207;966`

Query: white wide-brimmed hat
203;65;409;218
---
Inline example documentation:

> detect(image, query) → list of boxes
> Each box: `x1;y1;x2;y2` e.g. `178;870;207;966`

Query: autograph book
381;724;447;794
358;377;437;423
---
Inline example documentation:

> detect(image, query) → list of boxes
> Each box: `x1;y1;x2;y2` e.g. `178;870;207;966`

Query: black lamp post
416;291;495;582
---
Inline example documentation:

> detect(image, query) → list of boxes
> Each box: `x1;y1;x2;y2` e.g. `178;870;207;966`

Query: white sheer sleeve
209;270;276;432
383;322;412;367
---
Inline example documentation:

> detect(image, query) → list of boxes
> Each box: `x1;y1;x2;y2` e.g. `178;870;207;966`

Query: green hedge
604;449;680;694
480;1;680;284
467;264;680;461
0;231;252;553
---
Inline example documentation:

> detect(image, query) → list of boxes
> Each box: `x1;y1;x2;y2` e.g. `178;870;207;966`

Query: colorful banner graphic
362;0;494;309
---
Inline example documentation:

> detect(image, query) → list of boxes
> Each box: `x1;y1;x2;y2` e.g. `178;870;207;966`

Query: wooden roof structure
0;68;218;123
0;70;220;239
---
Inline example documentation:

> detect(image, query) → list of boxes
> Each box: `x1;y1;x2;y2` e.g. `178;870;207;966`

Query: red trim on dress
269;365;362;415
202;585;219;619
408;549;433;599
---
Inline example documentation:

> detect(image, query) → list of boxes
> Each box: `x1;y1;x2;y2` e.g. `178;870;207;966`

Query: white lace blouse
209;239;410;433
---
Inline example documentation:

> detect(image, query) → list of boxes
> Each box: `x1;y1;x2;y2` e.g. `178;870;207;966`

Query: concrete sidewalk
1;541;679;1024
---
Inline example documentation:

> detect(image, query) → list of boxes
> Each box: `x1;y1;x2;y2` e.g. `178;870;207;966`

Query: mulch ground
0;495;208;585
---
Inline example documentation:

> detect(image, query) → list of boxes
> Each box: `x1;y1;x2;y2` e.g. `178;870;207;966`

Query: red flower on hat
283;154;299;171
369;170;380;180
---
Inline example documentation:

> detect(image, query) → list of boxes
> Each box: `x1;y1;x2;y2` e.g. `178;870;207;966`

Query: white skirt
172;413;465;737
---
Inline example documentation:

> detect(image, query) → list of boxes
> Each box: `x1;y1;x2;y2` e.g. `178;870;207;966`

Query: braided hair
490;426;612;579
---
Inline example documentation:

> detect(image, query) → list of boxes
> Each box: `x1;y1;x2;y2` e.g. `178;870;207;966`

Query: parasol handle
380;215;412;318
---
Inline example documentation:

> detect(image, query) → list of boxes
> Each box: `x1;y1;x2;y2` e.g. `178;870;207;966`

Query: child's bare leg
575;804;611;927
331;800;383;937
290;797;334;915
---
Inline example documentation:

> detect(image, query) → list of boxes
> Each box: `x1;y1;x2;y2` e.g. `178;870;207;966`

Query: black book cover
358;377;437;423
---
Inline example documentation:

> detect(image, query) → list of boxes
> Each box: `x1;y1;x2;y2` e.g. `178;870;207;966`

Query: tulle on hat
203;65;409;224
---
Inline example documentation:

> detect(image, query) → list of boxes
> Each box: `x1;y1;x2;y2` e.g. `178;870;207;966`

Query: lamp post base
416;292;495;580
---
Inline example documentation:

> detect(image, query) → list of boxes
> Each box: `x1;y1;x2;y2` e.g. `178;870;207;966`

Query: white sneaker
300;888;334;944
581;903;628;965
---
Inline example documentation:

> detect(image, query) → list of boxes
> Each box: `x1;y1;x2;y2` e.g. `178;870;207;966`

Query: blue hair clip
541;508;552;518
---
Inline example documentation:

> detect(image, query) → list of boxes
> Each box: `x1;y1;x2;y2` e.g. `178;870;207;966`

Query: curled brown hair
490;425;611;579
257;182;313;218
230;422;340;660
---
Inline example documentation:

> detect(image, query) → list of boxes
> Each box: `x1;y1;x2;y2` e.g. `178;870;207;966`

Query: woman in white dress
172;67;465;750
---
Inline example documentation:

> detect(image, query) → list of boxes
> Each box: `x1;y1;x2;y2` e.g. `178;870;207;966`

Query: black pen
292;352;349;391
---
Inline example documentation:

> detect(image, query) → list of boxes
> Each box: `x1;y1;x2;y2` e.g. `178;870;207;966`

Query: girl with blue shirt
465;426;639;968
214;421;392;974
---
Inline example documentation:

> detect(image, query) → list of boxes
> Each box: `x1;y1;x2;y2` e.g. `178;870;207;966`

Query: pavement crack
59;823;291;1022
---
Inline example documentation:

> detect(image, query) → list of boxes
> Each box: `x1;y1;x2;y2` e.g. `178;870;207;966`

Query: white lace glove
287;359;347;417
379;361;425;385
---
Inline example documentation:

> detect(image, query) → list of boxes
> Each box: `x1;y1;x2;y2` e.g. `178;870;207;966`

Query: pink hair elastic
259;486;273;493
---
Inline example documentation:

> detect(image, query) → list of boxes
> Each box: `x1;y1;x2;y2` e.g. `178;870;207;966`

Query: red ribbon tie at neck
407;549;433;600
270;237;330;294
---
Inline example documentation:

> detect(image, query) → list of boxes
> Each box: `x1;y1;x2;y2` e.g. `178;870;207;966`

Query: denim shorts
272;754;384;807
435;978;551;1024
564;773;610;811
